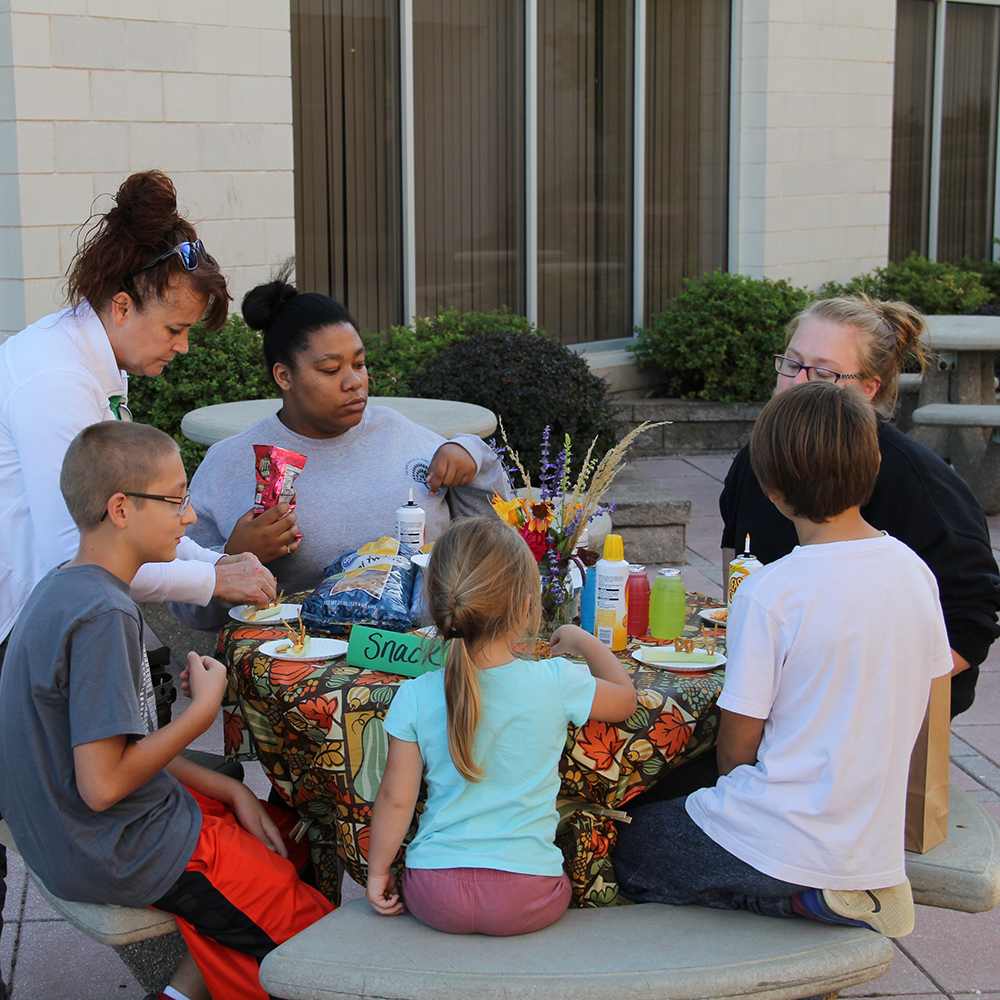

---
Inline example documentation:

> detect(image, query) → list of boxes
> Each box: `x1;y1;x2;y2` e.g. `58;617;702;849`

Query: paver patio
5;453;1000;997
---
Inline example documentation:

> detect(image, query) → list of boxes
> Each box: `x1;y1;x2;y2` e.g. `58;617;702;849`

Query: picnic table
181;396;498;446
220;594;726;907
911;315;1000;512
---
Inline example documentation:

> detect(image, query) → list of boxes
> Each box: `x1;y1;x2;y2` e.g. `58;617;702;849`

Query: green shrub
634;271;811;403
126;314;278;475
821;253;992;315
409;330;617;480
362;307;538;397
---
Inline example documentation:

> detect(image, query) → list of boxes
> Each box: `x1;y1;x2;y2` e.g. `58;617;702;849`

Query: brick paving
5;453;1000;996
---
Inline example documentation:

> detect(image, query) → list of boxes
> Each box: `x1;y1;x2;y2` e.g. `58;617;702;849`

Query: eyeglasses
773;355;865;384
100;490;192;521
126;241;214;283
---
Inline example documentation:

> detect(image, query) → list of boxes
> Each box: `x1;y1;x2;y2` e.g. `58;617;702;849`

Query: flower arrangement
490;420;665;631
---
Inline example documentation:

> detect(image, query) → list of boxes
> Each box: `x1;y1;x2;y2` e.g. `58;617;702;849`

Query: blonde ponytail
425;517;540;782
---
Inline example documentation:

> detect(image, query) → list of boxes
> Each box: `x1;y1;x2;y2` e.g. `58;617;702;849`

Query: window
890;0;1000;263
292;0;731;342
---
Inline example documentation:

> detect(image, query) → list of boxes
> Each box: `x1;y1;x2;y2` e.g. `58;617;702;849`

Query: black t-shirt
719;420;1000;716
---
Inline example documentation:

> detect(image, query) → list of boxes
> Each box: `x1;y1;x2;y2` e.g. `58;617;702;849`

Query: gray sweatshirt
170;406;510;629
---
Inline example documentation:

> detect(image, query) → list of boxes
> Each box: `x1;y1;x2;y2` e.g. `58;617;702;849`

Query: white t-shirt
686;534;953;890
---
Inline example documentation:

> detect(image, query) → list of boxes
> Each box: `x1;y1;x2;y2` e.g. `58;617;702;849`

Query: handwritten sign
347;625;445;678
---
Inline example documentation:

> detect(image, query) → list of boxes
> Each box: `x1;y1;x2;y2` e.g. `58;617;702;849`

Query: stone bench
603;465;692;565
911;404;1000;514
0;821;185;995
258;782;1000;1000
259;898;893;1000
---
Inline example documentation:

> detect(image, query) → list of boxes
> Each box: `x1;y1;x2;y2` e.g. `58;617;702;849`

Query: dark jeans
613;795;811;919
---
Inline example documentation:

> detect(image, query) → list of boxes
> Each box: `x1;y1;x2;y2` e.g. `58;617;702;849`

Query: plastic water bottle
626;565;650;638
580;566;596;632
649;568;686;641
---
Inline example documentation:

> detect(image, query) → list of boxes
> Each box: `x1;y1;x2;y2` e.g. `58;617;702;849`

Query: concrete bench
911;404;1000;513
259;898;893;1000
906;784;1000;912
259;782;999;1000
0;821;184;995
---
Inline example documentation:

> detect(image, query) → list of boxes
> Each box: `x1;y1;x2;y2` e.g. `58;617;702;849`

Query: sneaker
821;881;915;938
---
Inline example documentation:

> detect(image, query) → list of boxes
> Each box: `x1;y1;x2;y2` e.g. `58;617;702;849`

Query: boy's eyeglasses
100;490;192;521
126;241;214;283
773;355;865;384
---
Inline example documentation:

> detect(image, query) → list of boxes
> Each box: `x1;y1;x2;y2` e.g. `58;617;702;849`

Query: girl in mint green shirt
367;516;636;935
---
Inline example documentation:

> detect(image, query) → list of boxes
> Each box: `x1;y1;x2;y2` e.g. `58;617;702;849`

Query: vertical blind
292;0;403;334
938;2;1000;263
645;0;729;313
889;0;935;261
537;1;634;343
413;1;525;318
293;0;730;341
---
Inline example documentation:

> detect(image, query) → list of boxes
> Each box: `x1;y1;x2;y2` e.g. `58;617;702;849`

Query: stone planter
613;398;766;457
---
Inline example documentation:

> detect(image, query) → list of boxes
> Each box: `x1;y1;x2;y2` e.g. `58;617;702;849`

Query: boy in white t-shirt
613;381;953;937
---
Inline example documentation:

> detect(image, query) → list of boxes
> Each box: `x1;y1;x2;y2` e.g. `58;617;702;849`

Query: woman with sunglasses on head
0;170;276;651
720;296;1000;718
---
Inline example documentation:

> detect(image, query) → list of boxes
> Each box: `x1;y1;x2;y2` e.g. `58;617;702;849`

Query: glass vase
540;560;575;635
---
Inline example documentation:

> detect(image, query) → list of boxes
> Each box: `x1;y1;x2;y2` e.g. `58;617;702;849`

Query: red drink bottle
626;564;650;638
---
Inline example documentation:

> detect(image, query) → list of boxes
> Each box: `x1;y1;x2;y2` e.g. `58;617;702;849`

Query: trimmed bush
409;329;617;480
821;253;992;315
126;314;277;475
634;270;812;403
362;307;538;397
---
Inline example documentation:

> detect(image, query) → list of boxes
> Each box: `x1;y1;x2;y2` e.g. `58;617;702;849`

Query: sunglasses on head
125;240;214;283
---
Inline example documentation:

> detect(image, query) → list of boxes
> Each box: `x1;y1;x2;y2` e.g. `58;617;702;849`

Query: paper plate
698;608;728;628
631;645;726;672
229;603;302;624
258;637;349;662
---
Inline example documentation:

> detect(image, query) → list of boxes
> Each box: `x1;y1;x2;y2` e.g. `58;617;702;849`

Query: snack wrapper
302;537;417;634
253;445;307;513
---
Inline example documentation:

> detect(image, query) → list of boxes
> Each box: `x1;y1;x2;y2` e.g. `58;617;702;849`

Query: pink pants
402;866;571;936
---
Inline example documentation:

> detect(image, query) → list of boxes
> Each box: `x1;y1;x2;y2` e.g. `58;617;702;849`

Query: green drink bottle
649;568;686;640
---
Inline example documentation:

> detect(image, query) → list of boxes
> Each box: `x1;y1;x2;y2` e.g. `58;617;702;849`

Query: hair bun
242;277;299;332
109;170;182;242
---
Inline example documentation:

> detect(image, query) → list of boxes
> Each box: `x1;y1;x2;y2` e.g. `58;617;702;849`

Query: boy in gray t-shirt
0;422;332;1000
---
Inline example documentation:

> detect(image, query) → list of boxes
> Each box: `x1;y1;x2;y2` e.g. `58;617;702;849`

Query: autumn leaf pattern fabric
220;595;724;906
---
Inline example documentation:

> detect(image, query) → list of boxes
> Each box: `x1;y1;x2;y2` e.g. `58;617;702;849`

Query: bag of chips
254;445;307;513
302;537;417;635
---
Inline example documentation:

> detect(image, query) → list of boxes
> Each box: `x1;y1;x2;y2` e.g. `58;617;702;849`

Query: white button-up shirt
0;303;218;639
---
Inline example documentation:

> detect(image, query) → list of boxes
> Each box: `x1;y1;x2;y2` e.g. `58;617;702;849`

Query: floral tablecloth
221;594;726;906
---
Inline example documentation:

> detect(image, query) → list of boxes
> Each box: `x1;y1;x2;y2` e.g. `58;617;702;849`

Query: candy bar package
302;537;417;635
253;445;307;513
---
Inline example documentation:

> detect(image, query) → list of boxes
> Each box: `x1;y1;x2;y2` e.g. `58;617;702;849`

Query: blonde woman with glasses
720;295;1000;719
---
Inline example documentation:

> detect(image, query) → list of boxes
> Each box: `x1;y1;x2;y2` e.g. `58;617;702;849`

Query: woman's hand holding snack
225;502;302;564
366;871;405;916
425;443;477;495
212;552;276;605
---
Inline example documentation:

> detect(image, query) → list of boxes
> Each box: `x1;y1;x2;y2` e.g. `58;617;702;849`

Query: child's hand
366;872;405;916
185;651;227;710
548;623;594;658
230;785;289;858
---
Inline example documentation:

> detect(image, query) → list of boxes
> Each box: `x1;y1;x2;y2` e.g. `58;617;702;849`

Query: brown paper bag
904;674;950;854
